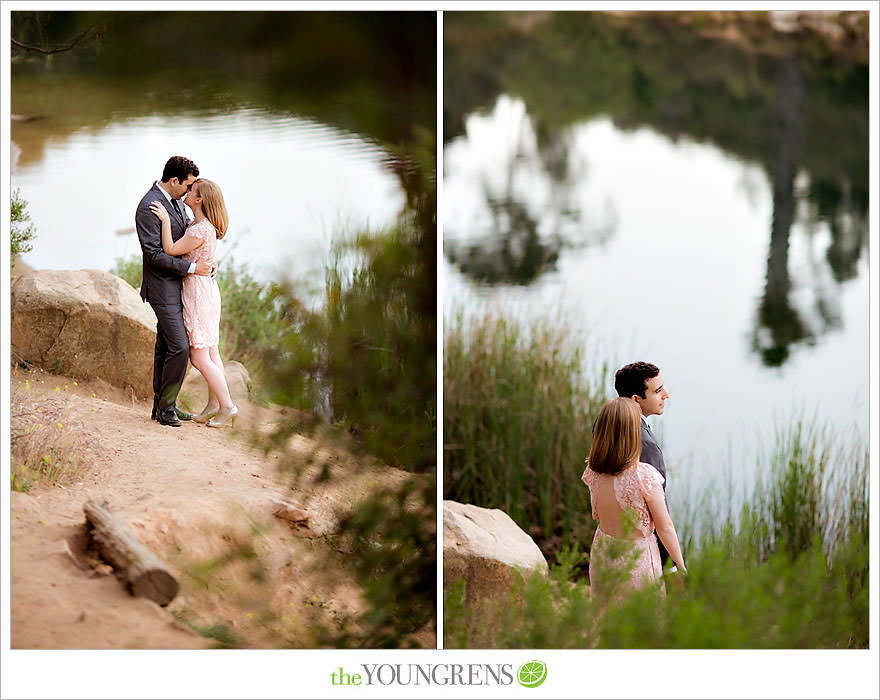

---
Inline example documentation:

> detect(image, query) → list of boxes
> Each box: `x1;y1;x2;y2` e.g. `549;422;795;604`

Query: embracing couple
134;155;238;429
581;361;687;598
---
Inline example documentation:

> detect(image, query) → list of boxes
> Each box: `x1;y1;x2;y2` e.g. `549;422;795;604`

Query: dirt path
9;365;428;649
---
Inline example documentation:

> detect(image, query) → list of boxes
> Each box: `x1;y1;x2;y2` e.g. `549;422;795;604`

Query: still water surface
444;95;868;510
12;103;404;297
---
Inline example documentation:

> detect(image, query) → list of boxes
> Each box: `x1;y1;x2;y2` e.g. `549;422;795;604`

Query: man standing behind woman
149;178;238;428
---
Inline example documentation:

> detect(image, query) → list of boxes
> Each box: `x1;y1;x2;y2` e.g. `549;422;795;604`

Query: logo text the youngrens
330;663;515;687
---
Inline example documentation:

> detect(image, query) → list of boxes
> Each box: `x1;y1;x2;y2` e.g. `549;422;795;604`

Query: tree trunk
83;500;179;606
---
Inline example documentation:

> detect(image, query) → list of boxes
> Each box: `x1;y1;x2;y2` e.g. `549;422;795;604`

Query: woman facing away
581;397;686;596
149;179;238;428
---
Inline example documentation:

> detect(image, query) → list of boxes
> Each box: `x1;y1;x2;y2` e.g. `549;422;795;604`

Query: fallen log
83;500;179;606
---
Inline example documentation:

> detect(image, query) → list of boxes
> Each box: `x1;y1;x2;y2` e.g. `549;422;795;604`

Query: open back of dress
581;462;665;593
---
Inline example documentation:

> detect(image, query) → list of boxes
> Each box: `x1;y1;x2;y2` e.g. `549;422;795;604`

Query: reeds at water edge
444;309;609;555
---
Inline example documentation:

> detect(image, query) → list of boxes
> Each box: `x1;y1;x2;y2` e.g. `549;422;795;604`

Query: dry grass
10;366;103;491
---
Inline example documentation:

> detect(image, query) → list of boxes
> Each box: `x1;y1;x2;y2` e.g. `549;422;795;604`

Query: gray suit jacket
640;420;666;490
641;418;670;562
135;183;191;304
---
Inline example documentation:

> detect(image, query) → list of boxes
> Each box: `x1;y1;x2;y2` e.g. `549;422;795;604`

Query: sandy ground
9;365;433;649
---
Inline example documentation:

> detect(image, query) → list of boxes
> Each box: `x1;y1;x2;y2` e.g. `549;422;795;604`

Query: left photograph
9;10;436;649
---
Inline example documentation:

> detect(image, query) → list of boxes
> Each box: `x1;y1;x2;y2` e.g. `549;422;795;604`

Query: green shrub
11;188;37;269
110;254;142;289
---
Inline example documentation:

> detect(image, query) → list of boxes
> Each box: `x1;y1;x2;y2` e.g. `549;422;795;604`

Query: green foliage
109;254;141;289
447;525;867;649
444;546;595;649
11;188;37;269
684;418;869;565
444;311;608;555
214;261;288;383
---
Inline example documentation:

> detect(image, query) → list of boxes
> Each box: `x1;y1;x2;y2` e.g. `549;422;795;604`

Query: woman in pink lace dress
149;179;238;428
581;397;686;597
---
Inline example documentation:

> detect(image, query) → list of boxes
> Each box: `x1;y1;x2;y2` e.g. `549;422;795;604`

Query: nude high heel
192;406;220;423
207;405;238;428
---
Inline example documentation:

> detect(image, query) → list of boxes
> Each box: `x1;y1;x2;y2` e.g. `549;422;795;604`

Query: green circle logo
517;660;547;688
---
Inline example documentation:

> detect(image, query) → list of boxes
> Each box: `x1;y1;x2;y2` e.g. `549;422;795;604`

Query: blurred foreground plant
259;138;437;647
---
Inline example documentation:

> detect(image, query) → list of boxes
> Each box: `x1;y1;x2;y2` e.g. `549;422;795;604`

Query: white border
3;2;879;699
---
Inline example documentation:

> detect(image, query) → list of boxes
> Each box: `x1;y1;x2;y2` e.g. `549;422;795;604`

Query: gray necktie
171;198;183;220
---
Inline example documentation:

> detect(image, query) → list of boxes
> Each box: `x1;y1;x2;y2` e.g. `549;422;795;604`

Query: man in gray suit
615;361;672;566
135;155;214;427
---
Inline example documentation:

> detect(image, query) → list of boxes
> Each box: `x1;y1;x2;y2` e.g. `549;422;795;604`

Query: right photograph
442;10;868;649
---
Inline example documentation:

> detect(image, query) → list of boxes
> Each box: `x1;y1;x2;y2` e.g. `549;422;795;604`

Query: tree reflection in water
444;11;867;367
753;50;867;366
444;96;616;285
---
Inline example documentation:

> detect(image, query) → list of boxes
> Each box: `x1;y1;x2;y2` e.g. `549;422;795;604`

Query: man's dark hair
161;155;199;183
615;361;660;399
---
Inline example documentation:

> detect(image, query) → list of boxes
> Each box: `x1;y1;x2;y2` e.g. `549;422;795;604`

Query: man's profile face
170;174;197;200
635;374;669;417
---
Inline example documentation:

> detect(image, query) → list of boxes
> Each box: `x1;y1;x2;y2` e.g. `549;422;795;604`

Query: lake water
10;12;433;303
11;104;404;299
443;93;869;511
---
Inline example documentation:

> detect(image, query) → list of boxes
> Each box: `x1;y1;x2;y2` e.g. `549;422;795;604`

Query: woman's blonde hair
586;397;642;475
194;178;228;239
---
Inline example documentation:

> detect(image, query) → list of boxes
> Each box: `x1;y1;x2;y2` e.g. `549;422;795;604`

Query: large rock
443;500;548;609
11;269;157;398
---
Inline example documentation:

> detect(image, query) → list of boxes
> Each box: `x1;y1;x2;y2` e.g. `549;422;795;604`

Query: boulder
180;360;251;407
11;269;157;398
443;500;548;609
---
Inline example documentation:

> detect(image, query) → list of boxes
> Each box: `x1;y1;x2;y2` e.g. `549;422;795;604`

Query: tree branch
11;24;98;55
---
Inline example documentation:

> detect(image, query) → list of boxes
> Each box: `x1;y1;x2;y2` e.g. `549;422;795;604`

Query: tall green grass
677;417;869;563
444;311;609;554
445;418;868;648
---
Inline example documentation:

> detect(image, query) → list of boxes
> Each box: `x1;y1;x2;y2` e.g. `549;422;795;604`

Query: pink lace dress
180;219;220;349
581;462;666;595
